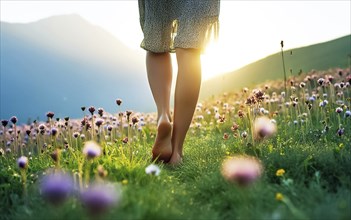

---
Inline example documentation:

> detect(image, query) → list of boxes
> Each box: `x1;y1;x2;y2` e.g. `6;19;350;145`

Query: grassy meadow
0;67;350;220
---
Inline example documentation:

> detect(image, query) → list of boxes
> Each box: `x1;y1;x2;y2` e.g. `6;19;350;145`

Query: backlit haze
1;0;350;80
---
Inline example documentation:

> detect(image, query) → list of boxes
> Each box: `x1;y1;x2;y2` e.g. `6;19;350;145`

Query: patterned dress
138;0;220;53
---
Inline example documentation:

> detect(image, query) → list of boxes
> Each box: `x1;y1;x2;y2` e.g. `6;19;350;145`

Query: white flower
145;164;161;176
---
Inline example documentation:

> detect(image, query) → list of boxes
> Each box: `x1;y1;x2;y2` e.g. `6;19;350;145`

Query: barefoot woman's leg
170;48;202;165
146;51;173;162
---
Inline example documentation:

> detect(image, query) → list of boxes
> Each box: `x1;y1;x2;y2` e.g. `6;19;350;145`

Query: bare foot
152;115;172;162
168;152;183;166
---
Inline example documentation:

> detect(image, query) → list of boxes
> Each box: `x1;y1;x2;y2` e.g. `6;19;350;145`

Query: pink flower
254;116;277;139
221;156;263;186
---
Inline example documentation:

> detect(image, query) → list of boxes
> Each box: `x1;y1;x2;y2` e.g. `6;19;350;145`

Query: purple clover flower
337;128;344;136
80;182;120;215
319;100;328;107
17;156;28;169
40;171;74;205
83;141;101;159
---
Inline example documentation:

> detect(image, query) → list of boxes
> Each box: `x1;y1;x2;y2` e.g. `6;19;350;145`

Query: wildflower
345;110;351;117
97;108;104;117
40;171;74;205
81;106;86;111
308;96;315;102
254;117;277;139
122;137;128;144
132;117;139;125
317;78;324;85
241;131;248;138
88;106;96;115
231;123;239;131
276;169;285;176
145;164;161;176
293;120;298;125
38;123;46;131
83;141;101;159
80;182;120;215
221;156;263;186
319;100;328;107
339;82;345;88
73;132;80;138
46;112;55;119
17;156;28;169
223;133;229;140
335;107;343;114
116;99;122;106
299;82;306;88
1;120;8;127
80;134;86;139
97;165;108;178
10;116;18;124
121;179;128;185
214;112;220;120
126;110;133;118
0;148;4;156
237;110;244;118
95;119;104;127
51;127;58;136
107;125;113;132
218;115;225;123
50;149;60;163
275;193;284;201
337;128;344;136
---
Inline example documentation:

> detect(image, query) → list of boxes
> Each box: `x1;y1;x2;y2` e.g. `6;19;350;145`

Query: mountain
200;35;351;99
1;14;154;123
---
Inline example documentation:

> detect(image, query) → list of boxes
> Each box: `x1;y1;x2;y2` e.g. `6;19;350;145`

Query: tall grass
0;67;350;220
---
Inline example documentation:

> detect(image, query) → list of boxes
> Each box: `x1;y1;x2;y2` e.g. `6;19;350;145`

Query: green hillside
200;34;351;99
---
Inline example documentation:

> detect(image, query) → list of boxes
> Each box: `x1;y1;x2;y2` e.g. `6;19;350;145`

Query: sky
1;0;350;80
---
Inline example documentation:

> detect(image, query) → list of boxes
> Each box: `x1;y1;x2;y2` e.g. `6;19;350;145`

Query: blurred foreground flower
254;116;277;140
275;192;284;201
276;169;285;177
145;164;161;176
83;141;101;159
221;156;263;186
81;182;120;215
17;156;28;169
40;171;74;205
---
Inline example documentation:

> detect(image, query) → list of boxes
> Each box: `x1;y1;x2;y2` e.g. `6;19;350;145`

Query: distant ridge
200;35;351;99
0;14;151;123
